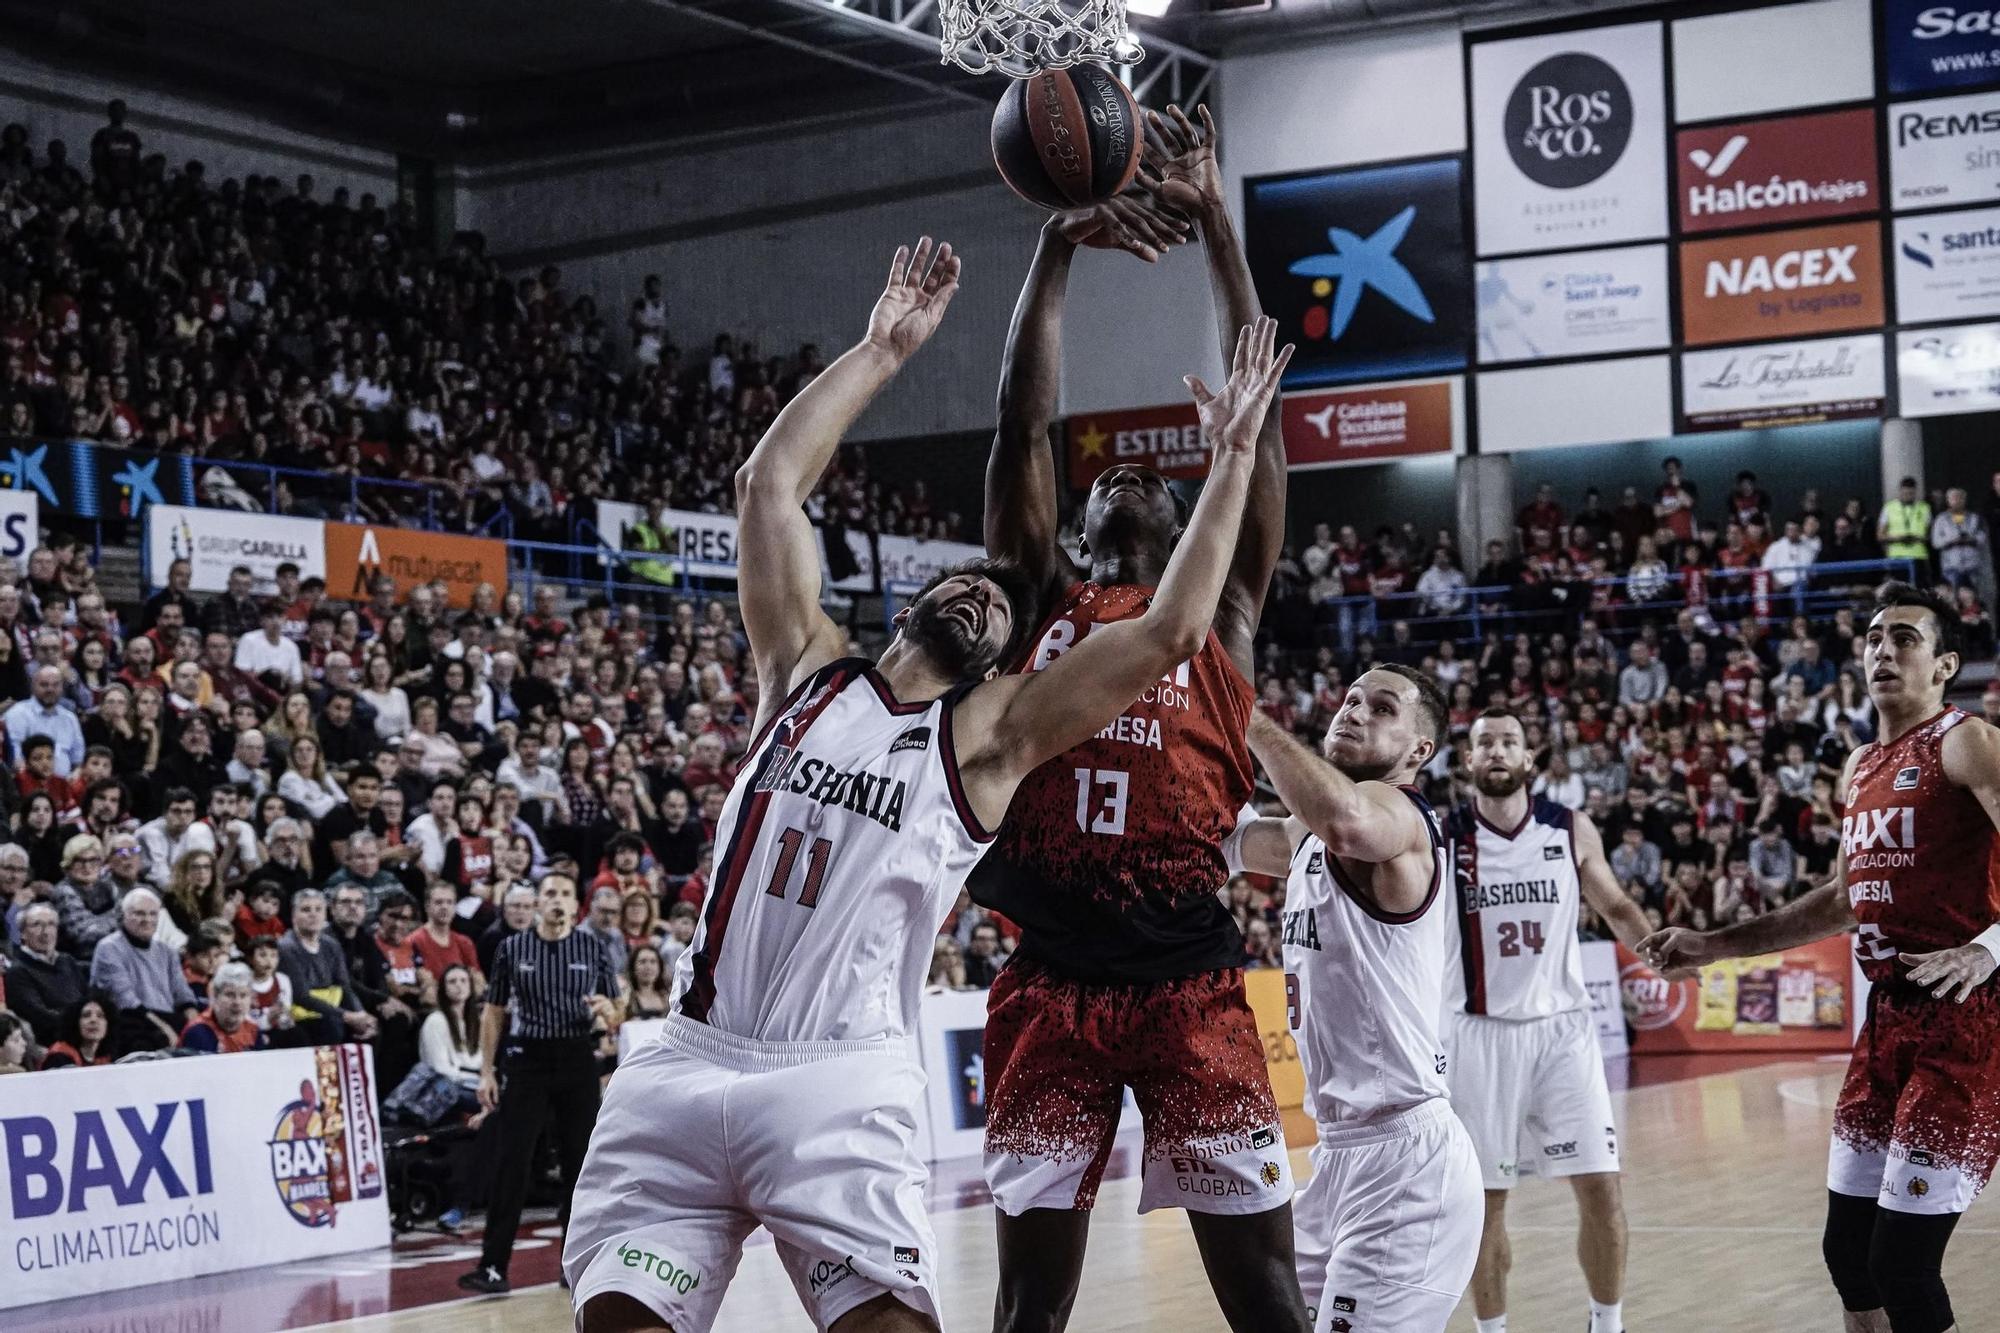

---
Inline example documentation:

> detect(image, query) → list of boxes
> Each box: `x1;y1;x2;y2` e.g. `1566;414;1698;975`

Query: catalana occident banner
594;500;982;594
0;1046;389;1311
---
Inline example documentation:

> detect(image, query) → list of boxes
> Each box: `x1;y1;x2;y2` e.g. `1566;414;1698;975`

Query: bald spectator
4;665;83;774
90;887;198;1050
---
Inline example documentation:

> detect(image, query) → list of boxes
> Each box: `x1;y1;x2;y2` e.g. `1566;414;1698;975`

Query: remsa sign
1677;221;1885;346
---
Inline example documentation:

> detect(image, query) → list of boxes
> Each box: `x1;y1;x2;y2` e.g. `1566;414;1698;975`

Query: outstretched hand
866;237;961;363
1637;926;1710;980
1900;942;1998;1003
1054;181;1191;262
1185;316;1292;458
1145;103;1223;217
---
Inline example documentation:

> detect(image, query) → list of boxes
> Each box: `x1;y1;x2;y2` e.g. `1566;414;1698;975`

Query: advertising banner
1677;221;1886;346
1897;319;2000;413
1681;333;1887;429
1245;156;1471;388
1475;244;1670;363
1885;0;2000;94
1889;89;2000;208
1243;968;1306;1113
1476;354;1674;452
593;500;979;595
0;489;39;565
1894;204;2000;322
324;523;507;608
1616;938;1855;1054
1471;21;1668;256
145;505;324;595
1675;108;1878;234
1673;0;1875;120
1065;403;1208;487
1582;939;1628;1058
1279;378;1461;469
0;1046;389;1311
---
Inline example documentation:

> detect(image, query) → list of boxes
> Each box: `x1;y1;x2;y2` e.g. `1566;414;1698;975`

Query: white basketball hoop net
938;0;1145;78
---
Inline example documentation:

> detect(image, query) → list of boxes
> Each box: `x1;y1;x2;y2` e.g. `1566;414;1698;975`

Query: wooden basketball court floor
252;1055;1991;1333
24;1055;1994;1333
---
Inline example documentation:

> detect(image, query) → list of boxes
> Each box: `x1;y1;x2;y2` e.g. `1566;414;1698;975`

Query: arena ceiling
1;0;1645;160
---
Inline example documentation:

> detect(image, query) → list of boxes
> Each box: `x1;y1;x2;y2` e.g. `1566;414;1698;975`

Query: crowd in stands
1231;460;2000;965
0;100;955;545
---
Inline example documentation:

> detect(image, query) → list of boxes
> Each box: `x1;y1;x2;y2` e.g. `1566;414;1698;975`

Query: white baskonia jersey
1443;798;1588;1020
672;657;994;1044
1283;785;1454;1125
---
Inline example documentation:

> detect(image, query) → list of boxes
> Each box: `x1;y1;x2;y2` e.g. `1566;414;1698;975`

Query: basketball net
938;0;1145;78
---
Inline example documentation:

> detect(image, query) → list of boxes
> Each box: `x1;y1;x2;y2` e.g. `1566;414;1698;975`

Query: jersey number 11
766;828;834;908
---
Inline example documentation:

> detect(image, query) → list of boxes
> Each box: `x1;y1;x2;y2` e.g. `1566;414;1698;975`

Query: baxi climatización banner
0;1046;389;1311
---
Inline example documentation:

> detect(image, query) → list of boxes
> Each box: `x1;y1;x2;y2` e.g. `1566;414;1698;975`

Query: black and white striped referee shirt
487;927;619;1040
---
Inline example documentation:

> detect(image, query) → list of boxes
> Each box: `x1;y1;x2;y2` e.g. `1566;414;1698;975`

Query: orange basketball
990;64;1143;210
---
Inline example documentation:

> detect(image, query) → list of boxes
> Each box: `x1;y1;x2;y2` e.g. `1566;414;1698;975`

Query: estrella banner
0;437;195;522
1242;968;1305;1112
0;1045;388;1311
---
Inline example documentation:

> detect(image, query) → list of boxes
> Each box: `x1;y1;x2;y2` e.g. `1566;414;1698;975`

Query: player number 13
1073;768;1129;836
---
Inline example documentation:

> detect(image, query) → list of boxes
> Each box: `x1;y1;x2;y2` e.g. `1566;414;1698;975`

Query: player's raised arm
1572;811;1659;955
1222;811;1311;878
989;196;1189;602
1246;708;1426;870
735;237;959;713
959;318;1290;824
1150;104;1284;674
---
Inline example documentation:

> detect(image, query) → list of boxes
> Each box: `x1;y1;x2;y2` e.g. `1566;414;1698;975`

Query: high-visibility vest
1880;500;1932;561
628;519;677;586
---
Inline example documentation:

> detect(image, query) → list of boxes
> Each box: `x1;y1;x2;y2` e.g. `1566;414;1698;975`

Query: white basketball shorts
563;1015;939;1332
1293;1098;1481;1333
1447;1007;1619;1191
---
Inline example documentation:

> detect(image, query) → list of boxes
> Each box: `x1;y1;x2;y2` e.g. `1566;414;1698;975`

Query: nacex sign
1677;221;1885;346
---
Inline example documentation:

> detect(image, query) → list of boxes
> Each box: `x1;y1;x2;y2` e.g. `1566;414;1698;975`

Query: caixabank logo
1245;156;1470;389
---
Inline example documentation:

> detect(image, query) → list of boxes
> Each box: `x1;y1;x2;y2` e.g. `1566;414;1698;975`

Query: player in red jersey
1643;583;2000;1333
971;106;1309;1333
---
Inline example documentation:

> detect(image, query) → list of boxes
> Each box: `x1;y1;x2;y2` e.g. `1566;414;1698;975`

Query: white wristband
1972;922;2000;965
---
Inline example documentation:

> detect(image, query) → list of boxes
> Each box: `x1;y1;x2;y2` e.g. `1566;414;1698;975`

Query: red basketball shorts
1827;982;2000;1215
981;958;1291;1216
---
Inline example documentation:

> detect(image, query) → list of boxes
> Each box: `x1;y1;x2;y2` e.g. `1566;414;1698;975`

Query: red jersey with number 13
1842;707;2000;983
968;580;1255;982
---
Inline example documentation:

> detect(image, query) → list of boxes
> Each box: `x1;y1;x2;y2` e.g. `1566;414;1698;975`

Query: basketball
990;64;1143;210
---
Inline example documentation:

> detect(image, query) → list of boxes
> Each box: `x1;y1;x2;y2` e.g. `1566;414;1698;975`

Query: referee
459;871;618;1296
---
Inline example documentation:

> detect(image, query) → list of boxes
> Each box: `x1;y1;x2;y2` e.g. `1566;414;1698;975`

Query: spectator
89;887;197;1051
277;888;378;1045
277;733;344;820
179;962;268;1053
136;787;216;889
7;902;86;1043
324;830;401;920
49;834;118;959
480;884;538;973
1760;519;1817;590
5;665;84;775
1878;476;1932;576
40;998;116;1069
413;881;482;987
574;885;629;977
962;920;1012;988
658;901;698;971
1617;641;1668;709
0;1010;27;1074
621;942;673;1020
1931;487;1990;594
237;603;305;688
1748;820;1801;909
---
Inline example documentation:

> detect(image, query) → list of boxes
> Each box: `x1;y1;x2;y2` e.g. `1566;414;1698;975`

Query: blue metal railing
1312;558;1920;656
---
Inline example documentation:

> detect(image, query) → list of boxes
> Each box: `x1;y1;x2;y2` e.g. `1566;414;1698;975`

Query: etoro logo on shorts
617;1244;701;1295
1503;53;1633;189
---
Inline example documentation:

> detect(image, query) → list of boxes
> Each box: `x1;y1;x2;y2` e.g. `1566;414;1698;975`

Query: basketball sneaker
458;1265;510;1295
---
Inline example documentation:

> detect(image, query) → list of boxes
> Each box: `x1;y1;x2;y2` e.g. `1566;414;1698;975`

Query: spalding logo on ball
992;64;1142;209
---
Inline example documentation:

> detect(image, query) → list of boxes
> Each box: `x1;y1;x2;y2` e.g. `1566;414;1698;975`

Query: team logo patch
1894;765;1921;791
1331;1319;1353;1332
894;1246;920;1265
1306;851;1325;875
1910;1177;1930;1198
1259;1161;1283;1187
890;728;932;755
1908;1150;1936;1168
1332;1295;1358;1313
1251;1127;1278;1149
1543;843;1565;860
